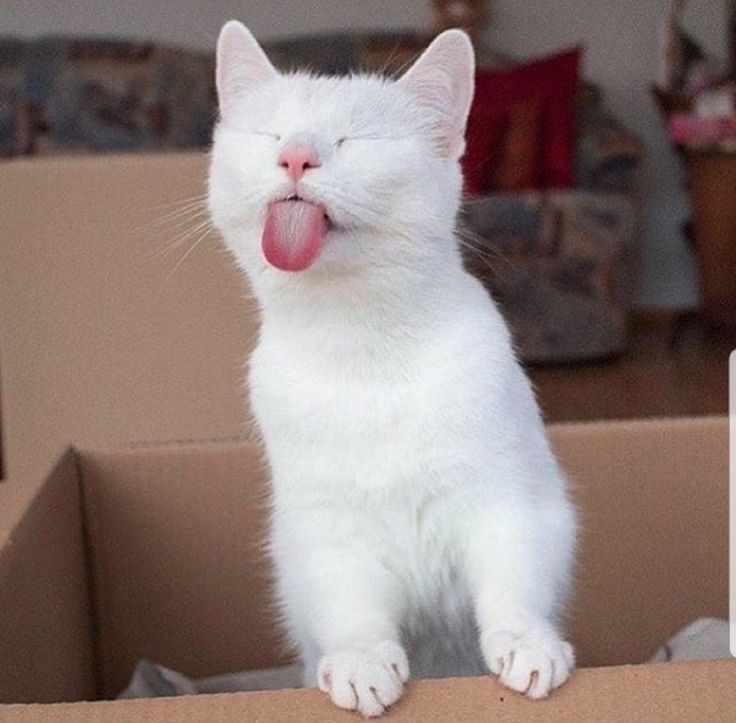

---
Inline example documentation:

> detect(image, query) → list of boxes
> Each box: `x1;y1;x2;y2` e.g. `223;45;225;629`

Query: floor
528;316;732;424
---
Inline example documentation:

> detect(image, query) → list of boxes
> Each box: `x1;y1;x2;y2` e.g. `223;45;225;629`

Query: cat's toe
321;661;358;711
372;640;410;682
317;642;409;717
481;630;517;676
354;661;403;716
500;644;554;698
482;630;574;699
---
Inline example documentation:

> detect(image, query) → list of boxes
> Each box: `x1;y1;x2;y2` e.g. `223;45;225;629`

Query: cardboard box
0;154;732;720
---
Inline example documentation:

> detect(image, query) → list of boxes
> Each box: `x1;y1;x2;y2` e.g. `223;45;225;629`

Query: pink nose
278;144;320;183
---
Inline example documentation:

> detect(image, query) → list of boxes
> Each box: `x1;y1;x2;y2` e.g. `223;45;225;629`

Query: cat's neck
251;238;478;381
257;246;467;337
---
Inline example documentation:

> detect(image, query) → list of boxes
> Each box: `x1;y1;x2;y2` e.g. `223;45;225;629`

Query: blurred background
1;0;733;422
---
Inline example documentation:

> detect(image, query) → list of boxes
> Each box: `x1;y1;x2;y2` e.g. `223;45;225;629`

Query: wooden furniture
653;88;736;337
689;151;736;333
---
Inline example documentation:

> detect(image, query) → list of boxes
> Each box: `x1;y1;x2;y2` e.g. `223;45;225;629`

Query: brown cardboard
77;442;283;697
0;416;731;719
0;153;254;545
4;662;736;722
68;417;725;697
548;416;729;667
0;450;96;704
0;154;732;720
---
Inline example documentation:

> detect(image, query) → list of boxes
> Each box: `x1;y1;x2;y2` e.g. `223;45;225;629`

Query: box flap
77;441;285;697
0;449;96;703
3;661;736;721
549;416;728;666
0;152;254;491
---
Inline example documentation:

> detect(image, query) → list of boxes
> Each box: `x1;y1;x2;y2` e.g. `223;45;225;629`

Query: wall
0;1;432;46
2;0;727;308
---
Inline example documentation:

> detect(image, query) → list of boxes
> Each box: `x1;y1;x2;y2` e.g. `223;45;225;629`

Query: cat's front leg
284;544;409;717
464;500;576;699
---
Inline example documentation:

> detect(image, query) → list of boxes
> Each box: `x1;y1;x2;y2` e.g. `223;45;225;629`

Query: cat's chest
249;340;432;438
248;337;466;492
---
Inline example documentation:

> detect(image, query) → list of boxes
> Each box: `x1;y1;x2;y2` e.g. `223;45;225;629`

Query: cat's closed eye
335;135;408;147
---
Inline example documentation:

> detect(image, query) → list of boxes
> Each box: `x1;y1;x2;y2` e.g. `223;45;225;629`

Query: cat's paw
481;629;574;699
317;641;409;717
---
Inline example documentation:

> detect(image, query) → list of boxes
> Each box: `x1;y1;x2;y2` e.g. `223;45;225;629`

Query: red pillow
463;48;582;195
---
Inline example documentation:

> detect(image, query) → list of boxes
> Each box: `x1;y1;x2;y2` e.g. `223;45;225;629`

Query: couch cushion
464;47;582;194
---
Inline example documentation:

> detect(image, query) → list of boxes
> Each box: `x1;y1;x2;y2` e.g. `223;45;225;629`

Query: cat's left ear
398;30;475;159
216;20;278;119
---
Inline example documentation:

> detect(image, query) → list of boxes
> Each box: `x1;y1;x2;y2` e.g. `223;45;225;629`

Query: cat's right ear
216;21;277;118
398;30;475;160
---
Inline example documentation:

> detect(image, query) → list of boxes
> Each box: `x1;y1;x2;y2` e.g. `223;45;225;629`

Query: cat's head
208;21;474;289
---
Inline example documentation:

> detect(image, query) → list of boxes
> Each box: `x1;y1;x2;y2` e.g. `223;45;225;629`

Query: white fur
209;21;577;717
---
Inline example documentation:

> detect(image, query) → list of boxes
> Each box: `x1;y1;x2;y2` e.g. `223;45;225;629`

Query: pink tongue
262;200;326;271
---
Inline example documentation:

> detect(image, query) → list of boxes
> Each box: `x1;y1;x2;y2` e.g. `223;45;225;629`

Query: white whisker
163;226;215;283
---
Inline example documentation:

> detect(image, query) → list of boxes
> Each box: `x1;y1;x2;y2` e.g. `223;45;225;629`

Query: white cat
208;21;577;717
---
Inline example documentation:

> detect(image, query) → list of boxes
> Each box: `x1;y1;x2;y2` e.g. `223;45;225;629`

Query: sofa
0;33;643;362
